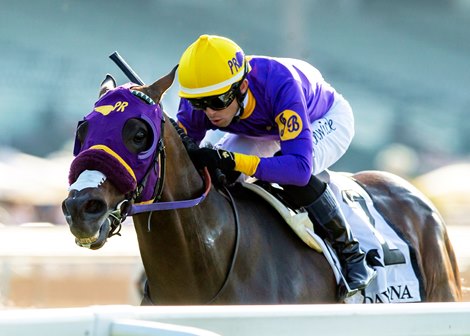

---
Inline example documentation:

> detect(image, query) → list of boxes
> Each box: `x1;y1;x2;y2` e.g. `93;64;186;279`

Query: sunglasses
188;85;239;111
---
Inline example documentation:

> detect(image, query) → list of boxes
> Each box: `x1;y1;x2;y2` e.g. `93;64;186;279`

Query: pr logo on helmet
275;110;303;140
228;51;244;75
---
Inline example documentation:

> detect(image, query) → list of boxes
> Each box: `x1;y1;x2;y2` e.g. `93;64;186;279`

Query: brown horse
62;69;461;305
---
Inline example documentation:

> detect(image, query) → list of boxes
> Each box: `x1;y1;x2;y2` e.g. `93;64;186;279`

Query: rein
207;184;240;304
128;167;212;214
125;115;212;215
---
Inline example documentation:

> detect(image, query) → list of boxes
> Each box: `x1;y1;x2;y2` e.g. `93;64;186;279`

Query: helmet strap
231;79;248;124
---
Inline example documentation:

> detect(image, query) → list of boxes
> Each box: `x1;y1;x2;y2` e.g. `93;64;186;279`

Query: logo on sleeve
275;110;303;140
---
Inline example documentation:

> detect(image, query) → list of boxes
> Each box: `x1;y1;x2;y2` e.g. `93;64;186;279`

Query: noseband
106;199;129;238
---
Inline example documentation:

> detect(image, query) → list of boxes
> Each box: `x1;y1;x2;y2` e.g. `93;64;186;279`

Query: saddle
241;180;323;252
241;170;332;252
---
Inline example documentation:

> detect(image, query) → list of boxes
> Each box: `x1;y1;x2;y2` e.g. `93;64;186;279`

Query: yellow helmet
178;34;250;99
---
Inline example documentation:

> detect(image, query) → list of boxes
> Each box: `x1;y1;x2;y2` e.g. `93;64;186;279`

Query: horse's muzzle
62;190;111;249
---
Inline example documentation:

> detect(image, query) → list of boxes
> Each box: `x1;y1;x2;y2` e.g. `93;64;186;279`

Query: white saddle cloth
327;172;423;303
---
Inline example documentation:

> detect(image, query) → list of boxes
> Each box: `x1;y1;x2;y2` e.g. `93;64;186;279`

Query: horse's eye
134;130;146;144
123;118;152;154
77;121;89;144
73;121;89;155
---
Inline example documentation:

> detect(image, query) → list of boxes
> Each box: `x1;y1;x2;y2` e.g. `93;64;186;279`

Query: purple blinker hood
69;84;163;202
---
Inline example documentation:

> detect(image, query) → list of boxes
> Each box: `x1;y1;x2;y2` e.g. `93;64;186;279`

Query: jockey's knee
281;175;326;208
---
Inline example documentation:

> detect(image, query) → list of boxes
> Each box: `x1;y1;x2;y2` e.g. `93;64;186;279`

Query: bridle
105;113;212;237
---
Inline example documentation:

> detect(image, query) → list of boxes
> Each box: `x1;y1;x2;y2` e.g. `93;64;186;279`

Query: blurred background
0;0;469;307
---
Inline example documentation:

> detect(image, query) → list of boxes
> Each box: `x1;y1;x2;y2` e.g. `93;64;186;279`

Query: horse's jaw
73;216;111;250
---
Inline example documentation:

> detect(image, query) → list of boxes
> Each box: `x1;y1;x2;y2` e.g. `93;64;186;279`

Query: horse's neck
161;122;204;200
133;121;236;303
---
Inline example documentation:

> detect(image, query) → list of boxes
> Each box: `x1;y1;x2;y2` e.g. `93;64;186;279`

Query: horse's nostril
84;199;106;215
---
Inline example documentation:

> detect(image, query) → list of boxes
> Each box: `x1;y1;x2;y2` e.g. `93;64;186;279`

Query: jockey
176;34;376;292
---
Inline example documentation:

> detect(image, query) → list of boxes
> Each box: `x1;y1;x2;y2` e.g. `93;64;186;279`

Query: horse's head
62;67;177;249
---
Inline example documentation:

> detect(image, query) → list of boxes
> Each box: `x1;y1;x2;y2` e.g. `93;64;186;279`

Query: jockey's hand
189;148;236;172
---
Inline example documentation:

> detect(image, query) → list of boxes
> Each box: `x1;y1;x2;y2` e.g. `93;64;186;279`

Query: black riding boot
304;184;376;291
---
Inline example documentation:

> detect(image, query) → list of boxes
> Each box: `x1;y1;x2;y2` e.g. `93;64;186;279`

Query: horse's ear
99;74;117;97
145;65;178;103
